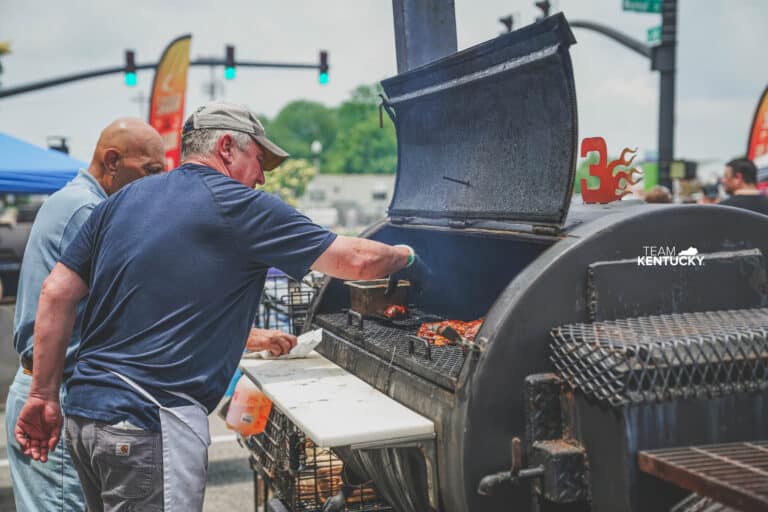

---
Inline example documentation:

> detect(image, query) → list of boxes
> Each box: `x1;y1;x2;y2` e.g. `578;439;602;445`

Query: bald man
5;118;164;512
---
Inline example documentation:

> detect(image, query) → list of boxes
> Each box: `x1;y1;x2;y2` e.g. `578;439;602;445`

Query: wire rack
246;407;392;512
314;310;467;388
550;308;768;406
258;270;321;336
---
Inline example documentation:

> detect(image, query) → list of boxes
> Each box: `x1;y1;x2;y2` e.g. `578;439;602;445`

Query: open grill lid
381;14;578;231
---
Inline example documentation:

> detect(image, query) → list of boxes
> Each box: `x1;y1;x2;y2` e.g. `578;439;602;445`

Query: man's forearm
29;289;78;399
312;236;411;280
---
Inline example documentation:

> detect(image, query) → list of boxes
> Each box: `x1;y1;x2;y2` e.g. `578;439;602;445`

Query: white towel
242;328;323;360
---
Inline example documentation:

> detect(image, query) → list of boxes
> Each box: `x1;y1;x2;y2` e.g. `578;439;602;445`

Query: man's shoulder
43;177;103;214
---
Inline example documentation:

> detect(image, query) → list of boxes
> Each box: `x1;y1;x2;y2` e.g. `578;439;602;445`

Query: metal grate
639;441;768;512
314;311;468;387
246;407;392;512
259;271;320;335
550;308;768;406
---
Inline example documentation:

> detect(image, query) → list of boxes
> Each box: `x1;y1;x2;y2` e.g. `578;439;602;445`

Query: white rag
242;328;323;360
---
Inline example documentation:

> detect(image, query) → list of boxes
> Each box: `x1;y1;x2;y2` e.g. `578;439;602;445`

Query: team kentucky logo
580;137;643;204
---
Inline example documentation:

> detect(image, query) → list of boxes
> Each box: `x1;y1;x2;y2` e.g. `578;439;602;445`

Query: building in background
298;174;395;231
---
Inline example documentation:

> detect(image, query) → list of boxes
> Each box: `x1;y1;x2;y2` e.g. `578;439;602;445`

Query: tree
260;159;316;207
322;84;397;174
266;100;337;161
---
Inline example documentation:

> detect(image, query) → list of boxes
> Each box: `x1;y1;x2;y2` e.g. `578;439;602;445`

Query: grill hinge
532;224;560;236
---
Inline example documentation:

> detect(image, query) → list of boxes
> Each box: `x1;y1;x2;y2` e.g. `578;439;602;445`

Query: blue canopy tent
0;133;84;194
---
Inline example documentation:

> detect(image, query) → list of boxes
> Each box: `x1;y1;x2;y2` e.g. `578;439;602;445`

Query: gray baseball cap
182;102;289;170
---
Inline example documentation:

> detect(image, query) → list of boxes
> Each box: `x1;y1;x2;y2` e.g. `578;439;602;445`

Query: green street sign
647;25;662;44
623;0;662;13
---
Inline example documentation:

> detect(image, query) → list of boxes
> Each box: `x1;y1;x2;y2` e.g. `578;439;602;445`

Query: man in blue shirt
5;117;166;511
14;102;418;512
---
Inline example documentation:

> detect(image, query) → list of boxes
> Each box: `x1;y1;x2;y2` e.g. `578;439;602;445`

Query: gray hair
180;129;251;160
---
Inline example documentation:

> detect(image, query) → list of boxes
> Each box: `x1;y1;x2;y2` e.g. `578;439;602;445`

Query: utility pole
130;90;149;118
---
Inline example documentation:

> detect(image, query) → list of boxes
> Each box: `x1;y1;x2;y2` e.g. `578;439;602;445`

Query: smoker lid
381;14;577;230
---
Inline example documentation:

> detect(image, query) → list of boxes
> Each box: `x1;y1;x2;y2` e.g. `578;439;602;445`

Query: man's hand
15;395;62;463
385;246;432;296
245;328;297;356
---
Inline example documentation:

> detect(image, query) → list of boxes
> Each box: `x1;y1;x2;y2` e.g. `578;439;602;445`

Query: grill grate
246;407;392;512
639;441;768;512
314;311;467;386
550;308;768;405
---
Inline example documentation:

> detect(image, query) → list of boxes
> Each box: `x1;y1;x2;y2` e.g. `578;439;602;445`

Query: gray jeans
65;415;163;512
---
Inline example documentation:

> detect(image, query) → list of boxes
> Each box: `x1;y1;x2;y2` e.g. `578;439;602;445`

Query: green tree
260;158;316;206
267;100;337;161
323;84;397;174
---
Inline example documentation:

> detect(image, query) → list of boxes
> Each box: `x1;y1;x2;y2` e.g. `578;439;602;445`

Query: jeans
65;415;164;512
4;367;85;512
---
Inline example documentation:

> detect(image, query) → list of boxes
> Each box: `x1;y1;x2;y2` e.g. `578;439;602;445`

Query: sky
1;0;766;182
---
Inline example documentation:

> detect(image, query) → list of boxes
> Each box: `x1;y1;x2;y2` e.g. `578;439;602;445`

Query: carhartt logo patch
115;443;131;456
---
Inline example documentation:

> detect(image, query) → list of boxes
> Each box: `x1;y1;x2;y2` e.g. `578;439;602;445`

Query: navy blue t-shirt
60;163;336;431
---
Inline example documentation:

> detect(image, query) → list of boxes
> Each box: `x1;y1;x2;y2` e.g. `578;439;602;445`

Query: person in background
644;185;673;204
14;102;425;512
5;118;165;512
718;158;768;215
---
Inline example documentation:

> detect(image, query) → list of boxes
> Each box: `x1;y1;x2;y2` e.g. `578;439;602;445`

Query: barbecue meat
383;304;409;320
418;318;484;346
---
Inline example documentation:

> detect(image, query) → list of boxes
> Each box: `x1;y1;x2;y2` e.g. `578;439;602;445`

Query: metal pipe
568;20;651;58
0;59;321;99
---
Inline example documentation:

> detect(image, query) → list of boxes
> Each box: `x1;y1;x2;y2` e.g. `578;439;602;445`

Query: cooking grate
314;311;467;387
246;407;392;512
550;308;768;406
639;441;768;512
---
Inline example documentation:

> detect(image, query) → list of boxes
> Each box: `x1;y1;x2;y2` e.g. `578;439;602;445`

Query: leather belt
21;353;33;375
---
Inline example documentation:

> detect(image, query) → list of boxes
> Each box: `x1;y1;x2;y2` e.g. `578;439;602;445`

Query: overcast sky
1;0;766;180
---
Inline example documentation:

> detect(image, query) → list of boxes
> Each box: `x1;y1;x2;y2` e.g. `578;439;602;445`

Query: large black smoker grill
284;15;768;512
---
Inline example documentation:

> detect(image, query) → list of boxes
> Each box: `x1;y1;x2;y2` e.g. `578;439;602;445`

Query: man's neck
86;164;111;196
181;157;232;178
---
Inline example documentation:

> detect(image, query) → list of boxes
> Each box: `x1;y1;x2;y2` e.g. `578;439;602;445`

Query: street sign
647;25;662;44
623;0;661;13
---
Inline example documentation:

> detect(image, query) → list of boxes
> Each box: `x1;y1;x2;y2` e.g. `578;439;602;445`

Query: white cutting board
240;352;434;447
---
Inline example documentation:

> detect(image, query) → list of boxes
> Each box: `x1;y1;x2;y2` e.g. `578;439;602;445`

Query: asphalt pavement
0;402;258;512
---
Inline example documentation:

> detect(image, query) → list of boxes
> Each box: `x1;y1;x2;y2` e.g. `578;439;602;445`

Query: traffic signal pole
0;58;323;99
569;0;677;189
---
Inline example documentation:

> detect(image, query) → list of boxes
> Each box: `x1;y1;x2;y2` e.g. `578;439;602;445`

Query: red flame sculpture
580;137;643;204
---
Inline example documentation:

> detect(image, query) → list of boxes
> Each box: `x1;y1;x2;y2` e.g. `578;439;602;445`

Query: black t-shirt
719;194;768;216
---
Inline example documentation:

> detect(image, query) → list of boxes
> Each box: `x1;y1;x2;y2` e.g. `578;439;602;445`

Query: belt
21;353;33;375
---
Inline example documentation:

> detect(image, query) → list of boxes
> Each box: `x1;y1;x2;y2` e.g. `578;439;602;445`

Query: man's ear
217;134;236;165
104;148;120;174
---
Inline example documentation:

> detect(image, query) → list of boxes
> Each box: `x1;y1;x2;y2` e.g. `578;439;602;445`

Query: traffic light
225;45;236;80
124;50;137;87
535;1;551;18
319;51;329;85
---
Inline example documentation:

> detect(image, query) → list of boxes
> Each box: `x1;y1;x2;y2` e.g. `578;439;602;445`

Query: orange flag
149;35;192;171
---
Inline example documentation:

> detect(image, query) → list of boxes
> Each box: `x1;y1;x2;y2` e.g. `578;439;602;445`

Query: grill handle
406;335;432;361
346;310;364;329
